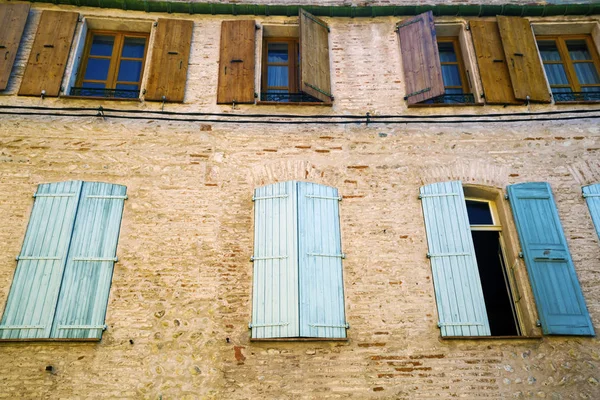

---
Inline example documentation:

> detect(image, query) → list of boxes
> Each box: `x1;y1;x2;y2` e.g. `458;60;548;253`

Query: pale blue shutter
583;183;600;240
251;181;299;338
508;182;594;336
298;182;347;338
0;181;82;339
420;181;491;337
51;182;127;339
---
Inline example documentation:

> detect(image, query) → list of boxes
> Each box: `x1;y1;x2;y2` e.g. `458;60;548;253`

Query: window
0;181;127;340
420;181;594;337
261;38;307;102
250;181;347;339
536;35;600;103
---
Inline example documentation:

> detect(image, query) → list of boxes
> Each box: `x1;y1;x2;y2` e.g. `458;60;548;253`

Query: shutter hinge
0;325;45;330
308;253;346;259
301;11;330;32
305;194;341;201
16;255;61;261
308;323;349;329
583;193;600;198
303;82;334;100
57;324;107;330
438;322;484;327
427;252;470;259
396;17;423;31
252;194;288;201
404;87;430;100
249;322;289;328
250;255;287;261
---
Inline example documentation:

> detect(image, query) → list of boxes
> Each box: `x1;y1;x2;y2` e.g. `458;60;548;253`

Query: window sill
61;95;141;102
0;338;100;343
256;101;332;107
250;337;348;342
440;335;542;340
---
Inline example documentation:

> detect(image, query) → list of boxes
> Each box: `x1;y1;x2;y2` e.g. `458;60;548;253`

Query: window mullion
107;33;124;90
557;37;580;92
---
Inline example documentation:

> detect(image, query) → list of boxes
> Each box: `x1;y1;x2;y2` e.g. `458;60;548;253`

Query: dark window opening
466;200;494;225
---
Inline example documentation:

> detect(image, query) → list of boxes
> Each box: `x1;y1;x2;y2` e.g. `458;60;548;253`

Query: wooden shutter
145;18;193;103
297;182;346;339
420;181;491;337
470;21;521;105
497;16;551;103
18;11;78;97
0;181;82;339
0;3;30;91
251;181;299;339
52;182;127;339
583;184;600;240
508;182;594;336
217;20;255;104
300;10;333;103
397;11;444;105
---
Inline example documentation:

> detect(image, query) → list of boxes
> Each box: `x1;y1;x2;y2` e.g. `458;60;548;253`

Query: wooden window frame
260;37;300;97
437;36;470;95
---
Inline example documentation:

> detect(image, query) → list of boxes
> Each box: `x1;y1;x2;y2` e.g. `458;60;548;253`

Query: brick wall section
0;4;599;400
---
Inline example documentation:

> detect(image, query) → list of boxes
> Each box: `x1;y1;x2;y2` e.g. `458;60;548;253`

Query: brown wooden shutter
470;21;521;105
217;20;255;104
397;11;444;105
497;16;550;103
300;9;333;103
18;11;78;97
145;18;193;103
0;3;30;91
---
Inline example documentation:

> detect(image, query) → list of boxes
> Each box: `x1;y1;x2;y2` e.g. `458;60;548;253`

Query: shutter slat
508;182;594;336
145;18;193;102
18;11;78;97
497;16;551;103
300;10;333;103
217;20;255;104
397;11;445;105
51;182;126;339
420;181;491;337
583;184;600;240
0;3;30;91
0;181;82;339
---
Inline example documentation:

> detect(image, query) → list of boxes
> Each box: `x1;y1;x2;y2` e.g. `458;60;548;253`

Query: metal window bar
260;92;322;103
423;93;476;104
553;91;600;103
70;87;140;99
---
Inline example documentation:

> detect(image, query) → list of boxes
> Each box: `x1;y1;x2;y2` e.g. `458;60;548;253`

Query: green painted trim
26;0;600;17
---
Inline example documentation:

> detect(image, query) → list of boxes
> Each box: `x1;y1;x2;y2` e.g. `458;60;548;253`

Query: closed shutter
51;182;127;339
297;182;346;339
508;182;594;336
18;11;78;97
470;21;521;105
217;20;255;104
420;181;491;337
145;18;194;103
0;181;82;339
397;11;445;105
497;16;551;103
300;10;333;103
0;3;30;91
251;181;299;338
583;183;600;239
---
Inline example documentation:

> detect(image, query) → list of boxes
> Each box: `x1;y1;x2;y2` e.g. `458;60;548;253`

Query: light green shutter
583;183;600;240
420;181;491;337
0;181;82;339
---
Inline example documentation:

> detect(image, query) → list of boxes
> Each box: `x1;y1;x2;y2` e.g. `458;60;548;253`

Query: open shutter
145;18;193;103
420;181;491;337
297;182;346;338
300;10;333;103
0;3;30;91
18;11;78;97
397;11;444;105
51;182;126;339
251;181;299;338
497;16;551;103
583;184;600;239
470;21;521;105
508;182;594;336
217;20;255;104
0;181;82;339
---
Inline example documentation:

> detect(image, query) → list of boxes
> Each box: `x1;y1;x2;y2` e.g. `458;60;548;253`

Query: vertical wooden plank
0;3;30;91
300;10;333;103
18;11;78;97
508;182;594;336
217;20;256;104
497;16;551;103
470;21;522;105
397;11;445;105
583;184;600;240
145;18;193;103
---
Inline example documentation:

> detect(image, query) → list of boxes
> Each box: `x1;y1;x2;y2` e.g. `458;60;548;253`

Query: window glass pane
116;83;139;91
83;58;111;81
267;89;288;94
551;87;572;93
581;86;600;92
537;40;562;61
543;63;569;85
117;60;143;82
121;37;146;58
438;42;457;62
441;64;462;87
466;200;494;225
574;62;600;85
267;66;288;88
82;82;105;89
444;88;463;94
90;35;115;57
566;40;592;61
267;43;289;63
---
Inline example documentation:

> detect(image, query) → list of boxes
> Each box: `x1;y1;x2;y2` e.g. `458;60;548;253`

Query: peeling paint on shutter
420;181;491;337
300;10;333;103
583;183;600;240
0;181;82;339
217;20;256;104
298;182;346;339
0;3;30;91
508;182;594;336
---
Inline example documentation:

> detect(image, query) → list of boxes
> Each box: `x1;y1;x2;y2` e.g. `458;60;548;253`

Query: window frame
437;36;471;96
260;37;300;97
